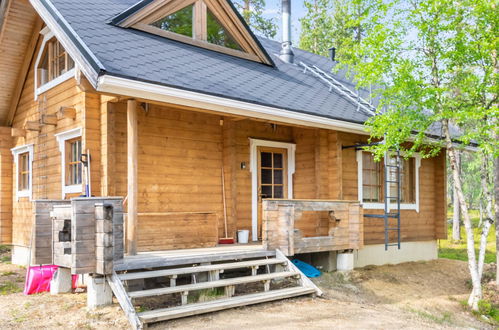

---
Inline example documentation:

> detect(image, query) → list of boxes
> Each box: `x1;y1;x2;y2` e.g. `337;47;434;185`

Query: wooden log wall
0;127;13;244
102;100;447;251
9;28;102;250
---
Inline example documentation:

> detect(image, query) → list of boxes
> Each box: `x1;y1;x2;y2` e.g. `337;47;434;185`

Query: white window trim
249;138;296;242
55;127;82;199
356;150;421;212
11;144;34;201
34;27;77;100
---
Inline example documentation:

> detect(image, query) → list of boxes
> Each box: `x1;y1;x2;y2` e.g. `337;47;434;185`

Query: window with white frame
11;144;34;200
357;151;421;211
55;128;82;198
34;27;76;97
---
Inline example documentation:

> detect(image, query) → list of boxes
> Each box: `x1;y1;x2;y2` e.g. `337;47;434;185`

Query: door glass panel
261;185;272;198
274;186;283;198
261;169;272;184
261;152;272;167
274;169;283;184
273;153;283;168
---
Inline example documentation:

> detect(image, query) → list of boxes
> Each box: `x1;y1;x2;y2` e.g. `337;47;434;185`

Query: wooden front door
257;146;288;239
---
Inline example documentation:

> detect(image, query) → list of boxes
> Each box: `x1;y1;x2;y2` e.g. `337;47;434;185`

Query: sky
260;0;307;43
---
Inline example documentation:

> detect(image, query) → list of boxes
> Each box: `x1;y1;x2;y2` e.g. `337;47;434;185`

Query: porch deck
114;244;274;271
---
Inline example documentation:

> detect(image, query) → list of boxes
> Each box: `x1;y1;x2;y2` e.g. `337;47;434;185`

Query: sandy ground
0;250;496;329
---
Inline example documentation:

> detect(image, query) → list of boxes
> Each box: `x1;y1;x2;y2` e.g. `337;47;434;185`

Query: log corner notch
57;106;76;120
126;99;138;255
11;128;26;138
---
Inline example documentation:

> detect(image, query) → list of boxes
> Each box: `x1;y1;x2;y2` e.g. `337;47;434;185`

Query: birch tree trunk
495;145;499;288
442;119;482;310
453;151;461;241
478;154;494;280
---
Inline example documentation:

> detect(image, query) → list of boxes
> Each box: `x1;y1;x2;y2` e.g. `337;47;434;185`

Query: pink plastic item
24;265;78;295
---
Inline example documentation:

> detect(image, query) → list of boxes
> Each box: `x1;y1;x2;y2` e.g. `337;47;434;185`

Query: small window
38;38;75;86
65;138;82;186
360;152;417;205
18;152;30;192
11;144;33;200
362;152;382;202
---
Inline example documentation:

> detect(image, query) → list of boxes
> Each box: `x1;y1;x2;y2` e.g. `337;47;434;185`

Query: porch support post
127;99;138;255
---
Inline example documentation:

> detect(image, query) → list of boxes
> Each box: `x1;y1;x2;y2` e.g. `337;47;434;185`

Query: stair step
138;286;315;323
115;250;275;271
118;258;286;281
128;271;300;299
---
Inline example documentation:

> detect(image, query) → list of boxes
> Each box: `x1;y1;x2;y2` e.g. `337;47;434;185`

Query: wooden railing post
127;99;138;255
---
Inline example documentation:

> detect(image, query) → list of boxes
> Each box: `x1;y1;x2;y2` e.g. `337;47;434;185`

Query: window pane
261;185;272;198
273;153;283;168
362;152;382;202
274;169;283;184
206;9;242;50
274;186;283;198
261;152;272;167
261;169;272;184
151;5;193;37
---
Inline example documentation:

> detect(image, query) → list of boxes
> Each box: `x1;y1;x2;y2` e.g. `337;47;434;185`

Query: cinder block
87;276;112;308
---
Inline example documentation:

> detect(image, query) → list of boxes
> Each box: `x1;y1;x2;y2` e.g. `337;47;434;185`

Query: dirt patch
0;252;495;329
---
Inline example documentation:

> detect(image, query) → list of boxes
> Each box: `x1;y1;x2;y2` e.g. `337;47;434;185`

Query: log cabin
0;0;447;327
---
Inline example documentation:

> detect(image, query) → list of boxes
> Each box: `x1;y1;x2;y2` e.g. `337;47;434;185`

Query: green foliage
233;0;277;38
298;0;335;56
331;0;498;159
477;300;499;323
439;211;496;263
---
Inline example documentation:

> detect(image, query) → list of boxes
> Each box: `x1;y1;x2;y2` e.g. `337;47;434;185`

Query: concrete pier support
50;267;72;294
87;276;113;308
336;251;354;272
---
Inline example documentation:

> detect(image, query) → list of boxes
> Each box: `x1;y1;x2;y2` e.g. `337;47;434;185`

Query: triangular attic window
151;5;193;38
206;8;241;51
149;3;243;51
114;0;274;65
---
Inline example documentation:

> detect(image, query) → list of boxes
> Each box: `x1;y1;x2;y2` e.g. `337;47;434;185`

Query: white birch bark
442;119;482;310
452;151;461;241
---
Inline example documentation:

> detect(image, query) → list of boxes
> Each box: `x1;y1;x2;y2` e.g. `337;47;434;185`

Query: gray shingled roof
50;0;373;124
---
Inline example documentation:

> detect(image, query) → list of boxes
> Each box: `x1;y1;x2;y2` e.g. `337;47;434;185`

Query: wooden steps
118;258;286;281
107;249;322;329
129;271;300;298
138;287;316;323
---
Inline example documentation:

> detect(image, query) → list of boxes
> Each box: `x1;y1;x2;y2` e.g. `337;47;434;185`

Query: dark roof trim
224;0;275;67
108;0;154;25
108;0;275;67
37;0;105;74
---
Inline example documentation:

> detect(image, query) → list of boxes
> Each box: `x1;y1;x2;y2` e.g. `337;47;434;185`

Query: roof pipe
279;0;294;63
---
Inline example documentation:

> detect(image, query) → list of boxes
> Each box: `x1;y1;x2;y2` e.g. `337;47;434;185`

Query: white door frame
249;138;296;241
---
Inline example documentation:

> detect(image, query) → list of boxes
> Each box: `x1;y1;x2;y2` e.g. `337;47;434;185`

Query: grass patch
0;281;22;295
1;271;16;276
409;308;453;325
438;210;496;264
0;245;10;254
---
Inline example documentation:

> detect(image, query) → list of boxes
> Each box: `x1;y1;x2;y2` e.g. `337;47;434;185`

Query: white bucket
237;230;249;244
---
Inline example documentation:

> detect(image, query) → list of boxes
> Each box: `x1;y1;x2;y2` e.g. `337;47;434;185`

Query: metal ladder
299;61;376;117
364;150;402;250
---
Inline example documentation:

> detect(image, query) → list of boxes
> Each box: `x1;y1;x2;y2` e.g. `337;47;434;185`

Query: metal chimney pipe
280;0;294;63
